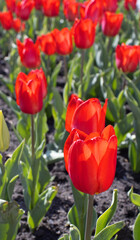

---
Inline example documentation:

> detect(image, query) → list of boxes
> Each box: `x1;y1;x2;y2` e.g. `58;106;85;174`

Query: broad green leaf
95;189;118;235
128;140;138;172
51;61;62;87
28;186;57;230
7;175;19;201
133;213;140;240
0;155;7;199
128;187;140;207
17;118;30;143
59;234;69;240
35;110;48;149
38;156;51;193
53;88;64;117
0;200;24;240
70;225;81;240
94;221;124;240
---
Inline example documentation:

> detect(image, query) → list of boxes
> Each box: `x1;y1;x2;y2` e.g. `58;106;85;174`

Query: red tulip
34;0;43;10
37;32;56;55
65;94;108;134
124;0;136;10
0;11;13;30
101;12;123;37
16;38;41;68
64;125;117;195
16;0;34;21
15;69;47;114
103;0;118;12
53;28;73;55
6;0;16;12
73;18;96;49
79;0;90;19
116;43;139;73
42;0;60;17
63;0;79;21
12;18;25;32
85;0;103;23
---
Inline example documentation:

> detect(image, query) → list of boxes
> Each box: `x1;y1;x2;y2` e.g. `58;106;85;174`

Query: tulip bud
0;111;10;152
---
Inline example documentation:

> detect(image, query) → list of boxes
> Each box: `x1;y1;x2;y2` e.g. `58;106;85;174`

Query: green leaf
38;156;51;193
0;155;7;199
128;187;140;207
128;140;139;172
59;234;69;240
28;186;57;230
0;91;20;117
35;110;48;149
7;175;19;202
51;61;62;87
17;117;31;143
53;87;64;117
95;189;118;235
94;221;124;240
70;225;81;240
0;200;24;240
133;213;140;240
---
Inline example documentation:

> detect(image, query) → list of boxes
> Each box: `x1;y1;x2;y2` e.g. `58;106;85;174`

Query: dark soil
0;52;140;240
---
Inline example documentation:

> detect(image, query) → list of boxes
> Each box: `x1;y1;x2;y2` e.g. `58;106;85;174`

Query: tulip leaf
35;110;48;150
133;213;140;240
128;140;139;172
59;225;81;240
0;200;24;240
128;187;140;207
17;117;31;143
95;189;118;236
28;186;57;230
53;87;64;117
59;234;69;240
94;221;124;240
51;61;62;87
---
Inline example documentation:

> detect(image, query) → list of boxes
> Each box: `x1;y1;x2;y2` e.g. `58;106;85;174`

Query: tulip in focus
42;0;60;17
124;0;137;10
116;43;139;73
0;111;10;152
64;125;117;195
73;18;96;49
65;94;108;134
0;11;13;30
15;69;47;114
16;0;34;21
16;38;41;68
101;12;123;37
37;32;56;55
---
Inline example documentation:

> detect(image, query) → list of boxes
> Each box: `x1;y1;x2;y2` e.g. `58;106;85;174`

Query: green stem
64;55;69;101
80;49;85;98
31;114;35;210
47;55;50;76
85;194;94;240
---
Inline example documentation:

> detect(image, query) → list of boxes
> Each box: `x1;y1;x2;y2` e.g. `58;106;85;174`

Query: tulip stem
47;55;50;75
31;115;35;161
64;55;69;103
85;194;94;240
80;49;85;98
31;114;36;210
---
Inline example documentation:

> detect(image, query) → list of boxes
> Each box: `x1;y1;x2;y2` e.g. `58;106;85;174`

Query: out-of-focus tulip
73;18;96;49
101;12;123;37
64;125;117;195
0;11;13;30
85;0;103;23
37;32;56;55
0;110;10;152
34;0;42;10
6;0;16;12
53;28;73;55
124;0;136;10
12;18;25;32
16;0;34;21
16;38;41;68
15;69;47;114
42;0;60;17
103;0;118;12
80;0;90;19
63;0;79;21
116;43;139;73
65;94;108;134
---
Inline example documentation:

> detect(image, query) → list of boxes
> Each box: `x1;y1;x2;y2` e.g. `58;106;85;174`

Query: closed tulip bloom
103;0;118;12
85;0;103;23
64;125;117;195
73;18;96;49
15;71;45;114
16;0;34;21
37;32;56;55
6;0;16;12
12;18;25;32
0;111;10;152
65;94;108;134
42;0;60;17
0;11;13;30
124;0;136;10
16;38;41;68
54;28;73;55
34;0;43;10
101;12;123;37
63;0;79;22
116;43;139;73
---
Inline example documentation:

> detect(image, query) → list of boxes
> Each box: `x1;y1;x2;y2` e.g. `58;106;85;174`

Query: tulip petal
101;125;116;141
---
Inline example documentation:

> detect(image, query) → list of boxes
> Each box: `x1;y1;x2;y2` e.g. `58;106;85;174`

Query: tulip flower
53;28;73;55
6;0;16;12
80;0;90;19
101;12;123;37
12;18;25;32
0;111;10;152
16;38;41;68
103;0;118;12
63;0;79;21
85;0;103;24
65;94;108;134
42;0;60;17
16;0;34;21
37;32;56;55
34;0;43;10
116;43;139;73
64;125;117;195
73;18;96;49
124;0;136;10
0;11;13;30
15;69;47;114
